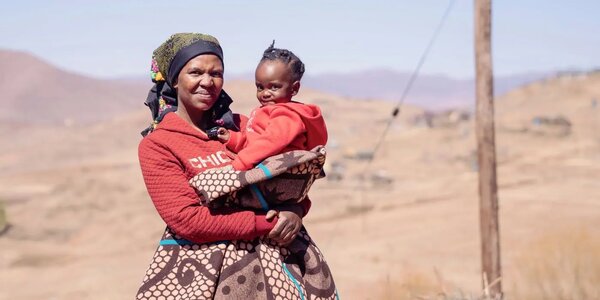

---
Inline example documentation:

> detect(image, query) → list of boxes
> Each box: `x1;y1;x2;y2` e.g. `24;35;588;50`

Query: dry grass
9;253;71;268
510;228;600;300
377;270;497;300
379;270;444;300
378;229;600;300
0;200;6;234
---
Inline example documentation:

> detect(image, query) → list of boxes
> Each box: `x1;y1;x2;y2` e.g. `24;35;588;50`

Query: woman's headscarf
141;33;239;136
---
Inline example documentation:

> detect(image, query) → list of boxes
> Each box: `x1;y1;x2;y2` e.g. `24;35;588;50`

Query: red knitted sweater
227;102;328;170
138;112;311;244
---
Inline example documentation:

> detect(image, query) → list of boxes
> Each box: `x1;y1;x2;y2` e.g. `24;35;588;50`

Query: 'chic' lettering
189;151;231;169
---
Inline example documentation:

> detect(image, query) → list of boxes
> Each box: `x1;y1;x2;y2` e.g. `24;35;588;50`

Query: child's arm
216;127;247;153
231;108;305;170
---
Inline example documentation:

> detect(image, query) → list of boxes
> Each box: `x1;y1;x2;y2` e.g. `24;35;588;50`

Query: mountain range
231;69;549;109
0;49;562;125
0;50;147;125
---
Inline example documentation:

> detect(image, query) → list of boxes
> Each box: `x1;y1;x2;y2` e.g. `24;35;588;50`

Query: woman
136;33;337;300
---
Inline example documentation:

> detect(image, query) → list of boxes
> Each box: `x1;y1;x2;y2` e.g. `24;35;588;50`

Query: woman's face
174;54;224;112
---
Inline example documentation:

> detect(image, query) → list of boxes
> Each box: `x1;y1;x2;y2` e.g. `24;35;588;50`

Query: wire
322;0;458;246
327;0;459;239
359;0;458;177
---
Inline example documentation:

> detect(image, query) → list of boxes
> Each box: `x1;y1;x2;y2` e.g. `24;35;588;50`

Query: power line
322;0;459;247
360;0;458;177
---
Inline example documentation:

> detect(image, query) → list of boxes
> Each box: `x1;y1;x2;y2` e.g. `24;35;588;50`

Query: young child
216;42;328;170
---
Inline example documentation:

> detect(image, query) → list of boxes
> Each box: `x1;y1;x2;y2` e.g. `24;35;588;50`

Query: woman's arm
298;196;312;217
138;137;277;244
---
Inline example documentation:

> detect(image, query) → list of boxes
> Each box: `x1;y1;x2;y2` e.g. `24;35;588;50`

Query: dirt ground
1;75;599;299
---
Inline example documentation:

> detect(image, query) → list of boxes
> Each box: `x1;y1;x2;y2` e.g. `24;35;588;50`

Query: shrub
0;200;6;234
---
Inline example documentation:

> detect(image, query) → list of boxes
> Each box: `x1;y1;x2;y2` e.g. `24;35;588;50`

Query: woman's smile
193;89;213;97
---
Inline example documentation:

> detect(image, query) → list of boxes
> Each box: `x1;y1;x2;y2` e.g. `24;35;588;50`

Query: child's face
255;60;300;106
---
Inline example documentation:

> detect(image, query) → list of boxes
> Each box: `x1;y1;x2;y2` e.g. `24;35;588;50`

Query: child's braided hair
260;40;305;81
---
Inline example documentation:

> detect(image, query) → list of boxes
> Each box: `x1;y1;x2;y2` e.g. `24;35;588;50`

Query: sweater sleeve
225;130;247;153
299;196;312;217
138;138;276;243
232;108;305;170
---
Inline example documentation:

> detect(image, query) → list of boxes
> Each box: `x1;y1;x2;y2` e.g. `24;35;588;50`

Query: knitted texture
139;113;290;243
227;102;328;170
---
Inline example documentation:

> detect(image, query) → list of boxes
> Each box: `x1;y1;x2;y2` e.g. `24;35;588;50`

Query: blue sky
1;0;598;79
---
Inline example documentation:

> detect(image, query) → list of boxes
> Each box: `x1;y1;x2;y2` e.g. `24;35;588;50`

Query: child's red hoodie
138;113;311;244
226;101;328;170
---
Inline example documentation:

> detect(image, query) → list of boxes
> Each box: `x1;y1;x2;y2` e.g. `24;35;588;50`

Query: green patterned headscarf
142;33;237;137
151;33;223;86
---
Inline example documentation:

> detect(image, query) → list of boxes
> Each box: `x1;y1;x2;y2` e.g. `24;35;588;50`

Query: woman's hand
265;204;303;246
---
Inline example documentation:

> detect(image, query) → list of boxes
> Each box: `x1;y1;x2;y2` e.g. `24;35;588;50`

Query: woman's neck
176;104;208;132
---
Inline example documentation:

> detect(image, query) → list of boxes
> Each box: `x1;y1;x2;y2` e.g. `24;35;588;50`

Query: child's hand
265;209;279;221
217;127;230;143
267;204;303;246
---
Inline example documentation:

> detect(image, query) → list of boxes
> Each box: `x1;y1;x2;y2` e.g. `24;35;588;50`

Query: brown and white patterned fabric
136;145;338;299
136;227;338;300
189;146;327;210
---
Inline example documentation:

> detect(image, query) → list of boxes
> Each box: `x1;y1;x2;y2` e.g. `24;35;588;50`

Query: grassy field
375;228;600;300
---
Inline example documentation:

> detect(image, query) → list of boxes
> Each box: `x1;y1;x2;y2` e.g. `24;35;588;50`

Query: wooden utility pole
474;0;502;297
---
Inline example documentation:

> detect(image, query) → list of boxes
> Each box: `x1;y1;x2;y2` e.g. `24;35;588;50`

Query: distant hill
0;50;148;125
125;70;556;111
3;48;582;127
496;70;600;137
230;69;550;109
